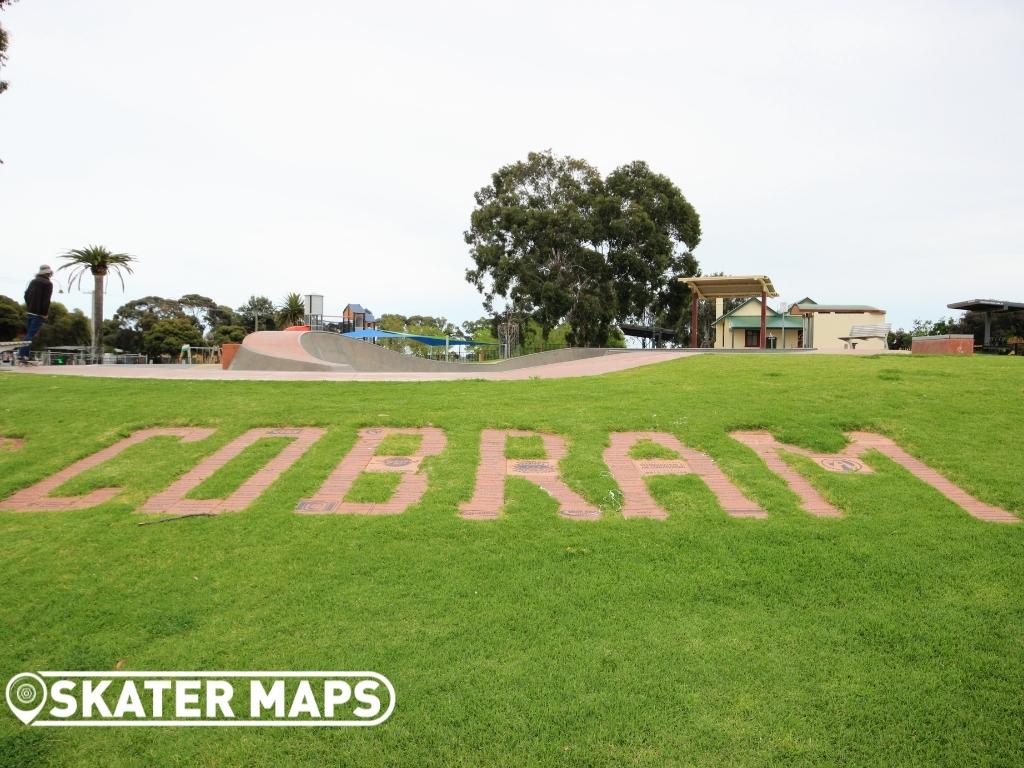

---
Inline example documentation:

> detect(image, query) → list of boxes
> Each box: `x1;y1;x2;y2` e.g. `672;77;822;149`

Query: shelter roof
947;299;1024;313
679;275;778;299
619;324;679;341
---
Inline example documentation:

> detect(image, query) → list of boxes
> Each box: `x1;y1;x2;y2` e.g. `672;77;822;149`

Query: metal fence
977;344;1023;356
36;351;150;366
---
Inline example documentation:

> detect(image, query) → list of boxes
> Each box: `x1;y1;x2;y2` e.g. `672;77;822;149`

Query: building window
745;329;760;347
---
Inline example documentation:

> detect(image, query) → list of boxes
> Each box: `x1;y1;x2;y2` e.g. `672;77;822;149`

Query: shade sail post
691;291;699;348
760;290;767;349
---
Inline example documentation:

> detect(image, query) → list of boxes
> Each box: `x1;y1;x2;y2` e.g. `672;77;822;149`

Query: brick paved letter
0;428;215;512
604;432;764;519
295;427;445;515
142;428;326;515
730;430;1018;523
459;429;601;521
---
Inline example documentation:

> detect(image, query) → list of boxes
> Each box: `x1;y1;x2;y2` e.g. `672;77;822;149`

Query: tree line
100;293;309;357
0;292;310;359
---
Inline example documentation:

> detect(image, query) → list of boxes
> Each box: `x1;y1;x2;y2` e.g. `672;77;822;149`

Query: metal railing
35;351;152;366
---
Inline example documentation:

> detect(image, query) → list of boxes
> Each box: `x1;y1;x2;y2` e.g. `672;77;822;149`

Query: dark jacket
24;276;54;317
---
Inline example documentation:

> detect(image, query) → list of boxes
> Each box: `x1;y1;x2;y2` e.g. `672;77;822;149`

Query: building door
745;329;760;348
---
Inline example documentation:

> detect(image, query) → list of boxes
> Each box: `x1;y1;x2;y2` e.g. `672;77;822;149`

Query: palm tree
277;292;306;328
58;245;136;359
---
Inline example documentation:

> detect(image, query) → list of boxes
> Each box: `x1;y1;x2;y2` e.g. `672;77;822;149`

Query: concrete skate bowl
229;331;641;374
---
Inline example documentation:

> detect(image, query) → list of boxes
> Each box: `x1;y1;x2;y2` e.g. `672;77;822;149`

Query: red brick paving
846;431;1019;523
4;424;1015;524
295;427;446;515
459;430;601;521
142;427;326;515
730;431;844;518
730;430;1019;523
604;432;766;519
0;428;215;512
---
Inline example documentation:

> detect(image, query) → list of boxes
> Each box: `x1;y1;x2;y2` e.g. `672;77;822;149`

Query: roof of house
714;296;781;323
794;303;884;313
728;316;804;329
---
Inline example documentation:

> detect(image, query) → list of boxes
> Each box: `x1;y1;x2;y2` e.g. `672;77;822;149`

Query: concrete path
0;347;899;383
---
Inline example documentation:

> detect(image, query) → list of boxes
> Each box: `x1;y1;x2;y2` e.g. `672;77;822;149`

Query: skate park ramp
230;331;646;374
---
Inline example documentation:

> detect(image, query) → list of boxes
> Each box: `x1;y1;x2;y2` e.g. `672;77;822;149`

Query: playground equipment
341;328;496;361
303;294;325;331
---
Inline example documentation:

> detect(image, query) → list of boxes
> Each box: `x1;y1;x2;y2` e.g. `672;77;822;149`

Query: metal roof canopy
618;324;679;342
947;298;1024;346
679;275;778;299
947;299;1024;313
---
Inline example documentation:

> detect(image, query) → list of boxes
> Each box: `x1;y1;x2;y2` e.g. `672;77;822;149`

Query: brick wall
911;334;974;355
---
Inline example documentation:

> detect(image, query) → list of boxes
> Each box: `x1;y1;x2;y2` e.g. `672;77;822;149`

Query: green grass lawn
1;354;1022;767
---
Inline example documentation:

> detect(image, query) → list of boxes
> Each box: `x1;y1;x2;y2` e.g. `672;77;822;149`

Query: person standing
19;264;54;363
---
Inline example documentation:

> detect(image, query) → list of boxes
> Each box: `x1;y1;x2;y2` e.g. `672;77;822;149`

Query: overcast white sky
1;1;1021;332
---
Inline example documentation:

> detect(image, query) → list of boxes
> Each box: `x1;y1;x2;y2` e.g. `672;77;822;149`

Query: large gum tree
58;245;136;359
465;151;701;347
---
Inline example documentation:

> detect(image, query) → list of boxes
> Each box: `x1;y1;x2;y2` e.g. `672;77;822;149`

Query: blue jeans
19;314;45;359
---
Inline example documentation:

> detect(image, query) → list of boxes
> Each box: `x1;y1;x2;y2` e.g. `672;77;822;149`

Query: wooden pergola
679;275;779;349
